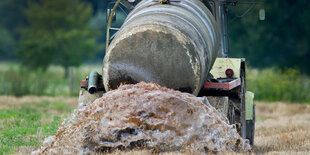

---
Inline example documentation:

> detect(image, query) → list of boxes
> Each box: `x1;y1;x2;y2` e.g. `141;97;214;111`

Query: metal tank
103;0;220;95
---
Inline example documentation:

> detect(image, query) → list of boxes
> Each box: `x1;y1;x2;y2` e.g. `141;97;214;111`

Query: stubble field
0;96;309;154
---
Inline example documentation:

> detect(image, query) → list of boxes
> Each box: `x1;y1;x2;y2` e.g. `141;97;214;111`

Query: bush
1;63;309;103
0;63;101;97
247;68;310;103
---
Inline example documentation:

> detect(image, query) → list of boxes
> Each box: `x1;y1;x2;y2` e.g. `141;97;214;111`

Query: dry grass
0;96;78;109
1;96;309;154
254;102;310;154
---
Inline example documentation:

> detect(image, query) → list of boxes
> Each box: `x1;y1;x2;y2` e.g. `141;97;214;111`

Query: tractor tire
246;104;255;146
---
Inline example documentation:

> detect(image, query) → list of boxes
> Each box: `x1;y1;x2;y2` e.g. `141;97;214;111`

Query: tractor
80;0;256;145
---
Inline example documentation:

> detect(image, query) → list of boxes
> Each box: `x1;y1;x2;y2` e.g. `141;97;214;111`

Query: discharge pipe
88;72;100;94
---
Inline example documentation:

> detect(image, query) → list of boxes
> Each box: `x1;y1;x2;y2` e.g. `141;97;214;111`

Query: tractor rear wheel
246;104;255;146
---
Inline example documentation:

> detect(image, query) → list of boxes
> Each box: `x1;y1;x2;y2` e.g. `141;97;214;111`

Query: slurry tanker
80;0;256;145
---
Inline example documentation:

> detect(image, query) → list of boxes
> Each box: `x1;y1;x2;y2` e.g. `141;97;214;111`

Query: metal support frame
204;78;241;90
212;0;229;58
106;0;138;49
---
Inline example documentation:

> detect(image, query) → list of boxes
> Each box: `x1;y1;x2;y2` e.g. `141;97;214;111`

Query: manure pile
33;82;251;154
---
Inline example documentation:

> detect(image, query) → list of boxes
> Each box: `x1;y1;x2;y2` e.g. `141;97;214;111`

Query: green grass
0;100;74;154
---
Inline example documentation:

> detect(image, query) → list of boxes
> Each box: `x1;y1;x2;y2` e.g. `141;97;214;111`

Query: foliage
247;68;310;103
82;0;108;13
1;0;310;73
0;0;28;60
1;62;309;103
0;100;74;154
0;0;28;39
16;0;100;71
0;28;16;59
228;0;310;74
0;62;101;97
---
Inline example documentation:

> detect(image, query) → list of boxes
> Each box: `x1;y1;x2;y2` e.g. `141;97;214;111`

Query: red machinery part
204;78;241;90
225;68;234;78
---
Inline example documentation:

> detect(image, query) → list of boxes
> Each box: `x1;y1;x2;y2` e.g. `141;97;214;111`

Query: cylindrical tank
103;0;220;95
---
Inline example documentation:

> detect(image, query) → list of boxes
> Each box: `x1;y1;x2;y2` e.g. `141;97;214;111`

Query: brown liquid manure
33;82;251;154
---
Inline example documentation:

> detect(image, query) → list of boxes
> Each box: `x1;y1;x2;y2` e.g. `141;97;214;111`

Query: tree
0;28;16;60
228;0;310;74
0;0;28;60
0;0;28;39
82;0;108;13
17;0;100;74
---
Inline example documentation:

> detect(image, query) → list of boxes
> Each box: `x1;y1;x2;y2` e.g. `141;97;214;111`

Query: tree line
228;0;310;73
0;0;309;74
